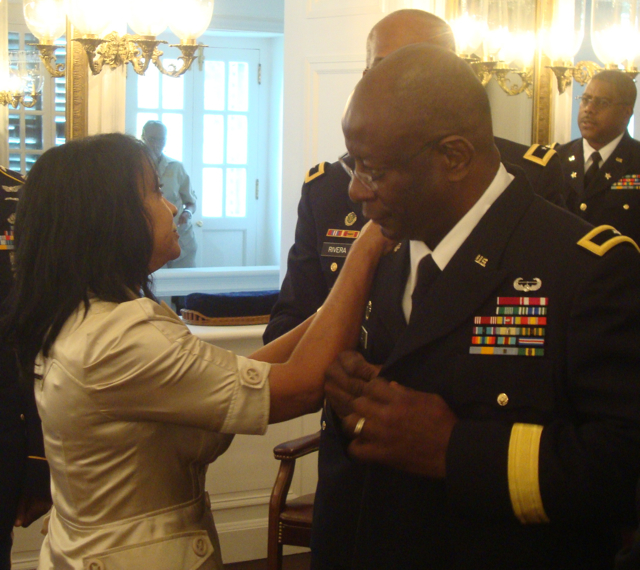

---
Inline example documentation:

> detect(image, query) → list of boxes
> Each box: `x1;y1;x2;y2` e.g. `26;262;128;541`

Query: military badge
345;212;357;226
513;278;541;292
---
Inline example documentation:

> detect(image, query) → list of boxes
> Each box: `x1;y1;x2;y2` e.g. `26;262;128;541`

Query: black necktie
583;151;602;191
410;254;441;322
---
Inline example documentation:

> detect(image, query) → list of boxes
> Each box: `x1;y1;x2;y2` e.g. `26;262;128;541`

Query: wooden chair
267;430;321;570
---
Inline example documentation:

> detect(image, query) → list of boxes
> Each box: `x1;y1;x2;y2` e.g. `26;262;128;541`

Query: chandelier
22;0;214;78
0;50;45;108
449;0;537;98
545;0;640;94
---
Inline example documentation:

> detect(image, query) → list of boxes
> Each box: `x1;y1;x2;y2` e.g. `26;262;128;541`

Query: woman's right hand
350;220;397;260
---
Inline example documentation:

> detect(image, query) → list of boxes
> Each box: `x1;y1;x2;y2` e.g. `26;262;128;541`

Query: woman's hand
350;220;397;259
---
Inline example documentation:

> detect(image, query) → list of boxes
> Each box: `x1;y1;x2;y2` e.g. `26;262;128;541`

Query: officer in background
141;121;198;268
0;166;51;570
556;70;640;245
263;8;568;343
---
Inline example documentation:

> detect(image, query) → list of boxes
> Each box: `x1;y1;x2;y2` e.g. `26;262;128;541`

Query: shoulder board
577;225;640;256
523;144;556;167
304;162;327;184
0;166;25;187
548;142;558;150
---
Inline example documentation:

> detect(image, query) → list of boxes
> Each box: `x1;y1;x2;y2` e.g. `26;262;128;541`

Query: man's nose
347;176;375;203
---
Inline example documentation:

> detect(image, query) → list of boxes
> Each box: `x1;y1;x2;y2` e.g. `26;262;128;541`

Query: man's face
578;79;633;149
343;103;452;247
142;125;167;161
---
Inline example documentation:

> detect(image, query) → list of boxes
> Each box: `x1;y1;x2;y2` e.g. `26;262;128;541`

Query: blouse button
192;537;208;557
245;368;260;385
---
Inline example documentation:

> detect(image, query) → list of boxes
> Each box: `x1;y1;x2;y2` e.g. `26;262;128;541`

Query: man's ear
437;136;474;182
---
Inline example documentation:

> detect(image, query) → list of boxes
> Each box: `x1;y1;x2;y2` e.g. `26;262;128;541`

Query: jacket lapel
364;241;410;358
564;140;584;203
381;175;534;372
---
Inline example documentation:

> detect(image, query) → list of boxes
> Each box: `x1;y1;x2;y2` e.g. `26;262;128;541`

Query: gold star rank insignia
605;173;612;180
568;156;575;162
571;172;577;178
345;212;357;226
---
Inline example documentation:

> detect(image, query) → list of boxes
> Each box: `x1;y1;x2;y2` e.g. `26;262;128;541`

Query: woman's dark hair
1;133;157;376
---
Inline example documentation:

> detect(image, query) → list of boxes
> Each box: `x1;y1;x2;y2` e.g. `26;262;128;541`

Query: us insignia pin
345;212;357;226
605;173;611;180
513;278;542;292
475;255;488;267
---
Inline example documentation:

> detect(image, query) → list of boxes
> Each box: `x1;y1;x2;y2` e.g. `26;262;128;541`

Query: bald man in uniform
314;44;640;570
264;9;567;344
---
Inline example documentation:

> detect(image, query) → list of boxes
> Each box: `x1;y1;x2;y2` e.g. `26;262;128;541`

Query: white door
192;47;262;267
126;42;264;267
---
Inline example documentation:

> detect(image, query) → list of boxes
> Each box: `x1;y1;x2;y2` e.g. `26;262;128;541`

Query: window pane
161;60;184;109
8;115;20;149
25;115;43;150
25;154;40;174
136;113;159;139
55;116;66;146
161;114;183;161
226;168;246;217
227;115;247;165
228;62;248;112
8;155;21;173
54;75;67;113
138;65;160;109
204;61;225;111
203;168;223;217
203;115;224;164
8;32;19;51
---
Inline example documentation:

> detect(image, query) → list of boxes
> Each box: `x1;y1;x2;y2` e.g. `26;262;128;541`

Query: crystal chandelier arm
33;44;65;78
494;68;534;98
152;43;203;78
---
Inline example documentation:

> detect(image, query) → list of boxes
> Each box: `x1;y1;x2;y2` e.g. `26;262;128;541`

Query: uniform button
497;393;509;407
86;560;105;570
245;368;261;385
579;203;587;211
330;262;338;272
193;536;208;557
20;414;25;421
624;204;630;210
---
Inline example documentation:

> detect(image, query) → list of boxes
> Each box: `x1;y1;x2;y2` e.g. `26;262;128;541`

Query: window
8;31;65;175
126;35;269;268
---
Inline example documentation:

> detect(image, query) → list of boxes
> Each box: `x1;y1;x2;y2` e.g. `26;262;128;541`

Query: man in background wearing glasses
556;70;640;245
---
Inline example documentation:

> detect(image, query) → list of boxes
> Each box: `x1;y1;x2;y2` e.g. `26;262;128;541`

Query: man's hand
14;495;52;528
325;351;381;419
326;361;458;478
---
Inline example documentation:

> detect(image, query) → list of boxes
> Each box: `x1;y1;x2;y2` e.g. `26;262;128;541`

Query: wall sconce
449;0;537;98
0;50;45;109
546;0;640;94
23;0;213;78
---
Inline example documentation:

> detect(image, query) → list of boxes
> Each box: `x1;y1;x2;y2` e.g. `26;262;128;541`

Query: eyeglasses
339;137;443;191
575;95;628;111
